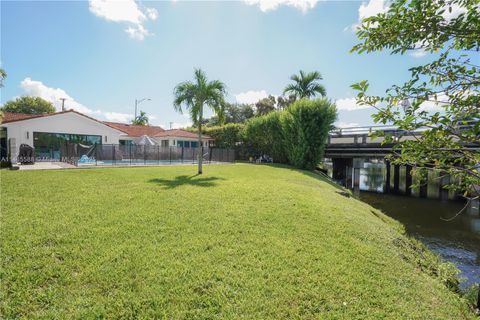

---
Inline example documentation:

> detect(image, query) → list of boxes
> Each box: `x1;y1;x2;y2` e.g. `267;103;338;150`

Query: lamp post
134;98;151;121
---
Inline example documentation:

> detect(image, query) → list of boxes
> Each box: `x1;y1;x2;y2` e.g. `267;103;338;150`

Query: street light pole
134;98;151;122
60;98;67;111
135;99;139;120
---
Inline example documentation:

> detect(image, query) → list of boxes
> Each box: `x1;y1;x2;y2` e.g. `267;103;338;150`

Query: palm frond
284;70;326;99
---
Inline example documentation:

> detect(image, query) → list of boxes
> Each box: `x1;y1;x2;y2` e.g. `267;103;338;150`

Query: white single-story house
0;110;213;163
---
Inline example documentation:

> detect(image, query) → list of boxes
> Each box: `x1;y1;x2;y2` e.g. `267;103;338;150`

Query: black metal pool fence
59;143;235;166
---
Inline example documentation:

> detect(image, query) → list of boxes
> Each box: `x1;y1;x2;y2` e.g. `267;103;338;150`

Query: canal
324;159;479;288
359;191;480;289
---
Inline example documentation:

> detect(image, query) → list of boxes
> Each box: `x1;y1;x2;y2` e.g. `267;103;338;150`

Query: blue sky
1;0;435;128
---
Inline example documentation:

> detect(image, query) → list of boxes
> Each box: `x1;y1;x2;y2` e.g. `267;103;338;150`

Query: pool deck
7;161;232;170
17;162;76;170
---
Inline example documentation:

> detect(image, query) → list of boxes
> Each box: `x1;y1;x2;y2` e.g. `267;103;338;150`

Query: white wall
2;112;126;160
152;137;211;147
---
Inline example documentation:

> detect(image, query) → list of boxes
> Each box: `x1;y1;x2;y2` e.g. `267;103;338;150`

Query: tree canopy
351;0;479;199
131;110;149;126
1;96;56;114
284;70;326;99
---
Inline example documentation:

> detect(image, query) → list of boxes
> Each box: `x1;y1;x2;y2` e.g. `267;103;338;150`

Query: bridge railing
330;125;399;136
330;120;478;137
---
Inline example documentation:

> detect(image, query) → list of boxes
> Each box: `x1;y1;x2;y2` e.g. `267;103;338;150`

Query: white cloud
20;78;100;115
359;0;389;21
89;0;145;24
164;121;192;130
335;121;360;128
418;92;449;112
335;97;371;111
244;0;320;13
409;49;427;58
19;77;135;123
235;90;269;104
125;24;150;40
145;7;158;20
350;0;389;31
103;112;133;122
88;0;157;40
440;3;468;21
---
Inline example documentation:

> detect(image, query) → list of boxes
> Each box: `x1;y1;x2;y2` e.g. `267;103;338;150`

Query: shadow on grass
148;175;225;189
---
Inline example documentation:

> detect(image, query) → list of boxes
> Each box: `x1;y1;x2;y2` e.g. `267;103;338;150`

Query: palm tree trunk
197;106;203;174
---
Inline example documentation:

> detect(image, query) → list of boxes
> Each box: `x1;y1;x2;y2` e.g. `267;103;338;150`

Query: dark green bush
203;123;244;149
201;98;337;169
243;111;287;163
282;99;337;169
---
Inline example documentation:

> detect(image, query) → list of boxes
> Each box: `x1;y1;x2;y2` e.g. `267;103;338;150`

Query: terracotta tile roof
103;121;165;137
1;112;46;123
154;129;212;140
1;110;127;134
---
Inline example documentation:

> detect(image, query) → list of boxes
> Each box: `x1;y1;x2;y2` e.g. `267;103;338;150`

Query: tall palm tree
173;68;226;174
283;70;326;99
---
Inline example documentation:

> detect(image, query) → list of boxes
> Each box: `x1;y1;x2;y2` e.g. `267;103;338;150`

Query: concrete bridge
324;124;479;204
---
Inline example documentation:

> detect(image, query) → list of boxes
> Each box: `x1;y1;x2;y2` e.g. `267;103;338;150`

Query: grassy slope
0;164;473;319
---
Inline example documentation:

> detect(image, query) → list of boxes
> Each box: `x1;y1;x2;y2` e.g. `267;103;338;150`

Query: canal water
359;191;480;289
324;160;479;288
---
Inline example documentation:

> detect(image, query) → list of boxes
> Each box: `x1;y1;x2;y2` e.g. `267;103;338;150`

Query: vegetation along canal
359;191;480;289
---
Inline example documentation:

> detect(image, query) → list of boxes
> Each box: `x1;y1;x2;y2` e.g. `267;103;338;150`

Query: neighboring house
1;110;125;162
0;110;214;163
153;129;212;148
103;121;165;146
104;122;212;148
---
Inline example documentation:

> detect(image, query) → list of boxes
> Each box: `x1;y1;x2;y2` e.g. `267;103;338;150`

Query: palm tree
173;69;226;174
131;110;149;126
283;70;326;99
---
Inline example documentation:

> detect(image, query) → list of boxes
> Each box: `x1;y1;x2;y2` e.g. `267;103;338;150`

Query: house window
105;136;108;143
120;140;133;146
161;140;169;147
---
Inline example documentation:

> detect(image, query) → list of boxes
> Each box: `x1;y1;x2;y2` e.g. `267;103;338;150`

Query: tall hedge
243;111;287;163
202;123;243;149
201;98;337;169
282;99;337;169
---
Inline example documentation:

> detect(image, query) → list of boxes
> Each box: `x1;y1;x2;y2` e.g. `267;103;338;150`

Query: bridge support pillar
384;161;391;193
439;173;450;201
352;158;364;193
419;177;428;198
393;165;400;194
405;165;413;196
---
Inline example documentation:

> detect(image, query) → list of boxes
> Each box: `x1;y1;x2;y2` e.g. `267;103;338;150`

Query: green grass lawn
0;164;473;319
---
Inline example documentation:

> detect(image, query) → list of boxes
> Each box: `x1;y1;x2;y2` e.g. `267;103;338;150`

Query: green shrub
203;123;244;149
243;111;287;163
201;99;337;169
282;99;337;169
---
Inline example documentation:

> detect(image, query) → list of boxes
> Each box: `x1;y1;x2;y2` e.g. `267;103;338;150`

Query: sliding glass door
33;132;102;161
